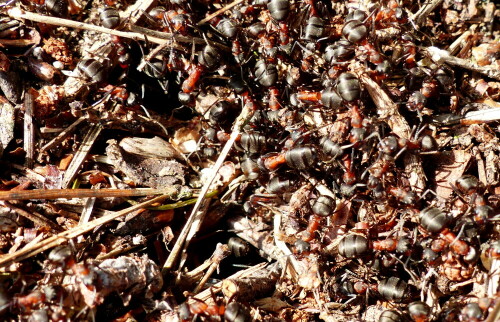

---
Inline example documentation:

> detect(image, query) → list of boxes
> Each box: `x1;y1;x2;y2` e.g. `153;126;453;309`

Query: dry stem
162;102;255;274
424;46;500;81
411;0;444;26
1;201;62;232
61;123;102;188
39;117;86;155
7;7;201;46
23;90;35;169
197;0;245;25
0;187;184;200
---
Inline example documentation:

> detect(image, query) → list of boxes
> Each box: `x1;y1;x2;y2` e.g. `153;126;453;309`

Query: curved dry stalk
162;101;255;274
411;0;444;26
0;187;178;200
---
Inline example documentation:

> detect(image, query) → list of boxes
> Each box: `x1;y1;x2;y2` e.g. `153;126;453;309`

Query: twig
272;208;300;281
178;199;211;269
191;262;268;304
136;41;174;71
121;0;157;26
221;262;281;302
1;201;62;232
8;8;169;45
302;174;336;199
193;243;231;293
432;107;500;125
0;187;184;200
39;116;86;155
197;0;245;25
61;123;102;189
488;258;500;298
23;89;35;169
162;101;255;274
10;163;47;183
424;46;500;81
128;25;229;51
78;189;97;226
0;187;180;268
485;298;500;322
411;0;444;26
447;25;477;56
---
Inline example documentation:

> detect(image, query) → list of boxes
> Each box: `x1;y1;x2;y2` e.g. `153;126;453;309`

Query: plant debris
0;0;499;321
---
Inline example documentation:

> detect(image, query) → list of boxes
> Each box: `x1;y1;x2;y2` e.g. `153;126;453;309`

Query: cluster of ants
0;0;498;320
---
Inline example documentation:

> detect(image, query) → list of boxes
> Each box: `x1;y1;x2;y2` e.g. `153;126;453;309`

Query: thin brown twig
424;46;500;81
39;116;86;155
1;201;62;232
61;123;102;188
447;25;477;56
197;0;245;25
23;89;35;169
411;0;444;26
8;7;170;45
121;0;157;26
0;187;181;200
193;243;231;293
178;198;211;269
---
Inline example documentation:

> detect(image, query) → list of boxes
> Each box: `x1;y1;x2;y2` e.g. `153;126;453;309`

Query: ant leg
419;188;444;201
360;151;383;180
392;146;407;161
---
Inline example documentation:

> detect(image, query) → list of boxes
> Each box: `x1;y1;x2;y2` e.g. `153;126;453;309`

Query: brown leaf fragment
221;262;280;302
119;136;183;160
254;297;292;312
0;97;15;157
467;124;496;143
82;255;163;307
485;151;499;185
432;150;472;199
106;139;185;189
0;70;22;104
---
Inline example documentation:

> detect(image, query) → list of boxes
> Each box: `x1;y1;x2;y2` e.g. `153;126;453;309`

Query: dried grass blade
61;123;102;188
23;89;35;169
162;102;255;274
0;187;178;200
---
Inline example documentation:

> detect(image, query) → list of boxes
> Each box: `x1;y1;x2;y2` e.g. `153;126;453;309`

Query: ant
179;290;251;322
452;174;493;225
